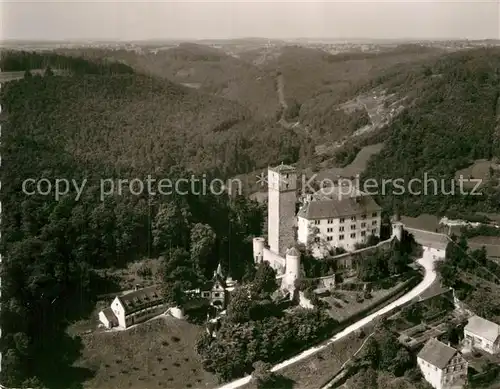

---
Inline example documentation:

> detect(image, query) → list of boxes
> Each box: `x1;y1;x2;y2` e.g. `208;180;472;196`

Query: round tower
284;247;301;295
253;237;265;264
391;213;403;241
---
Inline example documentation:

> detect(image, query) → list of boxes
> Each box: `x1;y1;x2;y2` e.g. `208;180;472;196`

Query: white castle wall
263;247;286;274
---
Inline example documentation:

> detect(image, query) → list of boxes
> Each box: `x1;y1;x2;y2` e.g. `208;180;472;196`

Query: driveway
216;247;442;389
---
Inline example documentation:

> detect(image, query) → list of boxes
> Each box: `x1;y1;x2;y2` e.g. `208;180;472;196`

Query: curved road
216;247;442;389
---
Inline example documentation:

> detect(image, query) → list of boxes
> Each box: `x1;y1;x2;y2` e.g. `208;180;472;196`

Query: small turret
391;214;403;241
253;237;265;264
283;246;301;298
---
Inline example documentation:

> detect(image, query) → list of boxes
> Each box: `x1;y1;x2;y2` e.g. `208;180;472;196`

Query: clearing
74;316;218;389
455;159;500;189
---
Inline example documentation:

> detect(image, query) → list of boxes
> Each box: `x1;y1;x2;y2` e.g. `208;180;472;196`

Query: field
74;316;218;389
468;236;500;261
241;331;369;389
322;282;404;322
313;143;384;182
455;159;500;189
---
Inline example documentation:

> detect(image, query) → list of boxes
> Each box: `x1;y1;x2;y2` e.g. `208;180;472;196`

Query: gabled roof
100;307;118;325
297;195;381;220
417;338;459;369
286;247;300;257
117;285;163;314
465;316;500;343
269;163;295;173
405;228;449;250
312;185;365;201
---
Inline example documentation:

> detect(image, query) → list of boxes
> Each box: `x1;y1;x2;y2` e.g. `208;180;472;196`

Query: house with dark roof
297;185;382;257
417;338;468;389
107;285;166;329
98;264;238;329
464;315;500;354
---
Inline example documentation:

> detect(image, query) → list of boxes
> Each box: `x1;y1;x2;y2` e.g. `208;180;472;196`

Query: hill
361;47;500;216
57;44;281;120
0;54;280;388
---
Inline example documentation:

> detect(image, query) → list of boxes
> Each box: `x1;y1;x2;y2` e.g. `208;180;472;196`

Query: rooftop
269;163;296;173
297;195;381;220
312;184;366;201
118;285;163;314
417;338;459;369
465;315;500;343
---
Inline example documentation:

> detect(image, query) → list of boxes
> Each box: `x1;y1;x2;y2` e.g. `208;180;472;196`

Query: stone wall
329;236;396;270
263;247;286;274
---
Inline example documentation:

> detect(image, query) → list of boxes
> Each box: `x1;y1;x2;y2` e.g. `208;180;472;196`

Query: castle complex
253;163;383;295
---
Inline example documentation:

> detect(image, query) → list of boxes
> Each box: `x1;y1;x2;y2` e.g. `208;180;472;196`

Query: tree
44;66;54;76
252;361;274;388
190;223;216;276
402;303;423;324
393;347;412;376
361;336;380;368
226;287;253;323
152;202;190;252
251;261;278;299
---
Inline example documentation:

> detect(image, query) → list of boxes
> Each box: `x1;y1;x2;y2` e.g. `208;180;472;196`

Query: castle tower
267;163;297;257
283;247;301;296
252;237;265;264
391;213;403;241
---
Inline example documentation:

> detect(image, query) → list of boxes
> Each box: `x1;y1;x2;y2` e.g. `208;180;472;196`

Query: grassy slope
75;316;218;389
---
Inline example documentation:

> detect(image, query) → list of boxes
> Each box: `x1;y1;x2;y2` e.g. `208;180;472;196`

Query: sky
2;1;499;41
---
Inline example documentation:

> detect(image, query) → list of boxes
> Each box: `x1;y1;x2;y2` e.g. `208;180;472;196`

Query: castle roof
312;185;365;201
417;338;459;369
297;195;381;220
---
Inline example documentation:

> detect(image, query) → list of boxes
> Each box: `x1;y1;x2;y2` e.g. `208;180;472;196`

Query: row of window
315;229;377;242
315;215;378;225
324;221;377;231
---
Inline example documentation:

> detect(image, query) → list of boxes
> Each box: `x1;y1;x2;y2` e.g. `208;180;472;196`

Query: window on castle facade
339;226;345;232
372;220;377;225
339;218;345;223
327;228;333;233
327;236;333;241
350;233;356;238
351;225;356;230
361;222;366;228
327;219;334;224
314;220;320;225
339;235;344;240
351;216;356;221
361;231;366;236
372;212;378;217
361;214;366;219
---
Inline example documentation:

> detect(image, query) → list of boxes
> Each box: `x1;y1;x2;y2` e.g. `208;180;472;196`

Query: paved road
216;247;442;389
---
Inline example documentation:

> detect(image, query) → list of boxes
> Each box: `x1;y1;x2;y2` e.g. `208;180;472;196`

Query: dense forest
0;53;270;388
362;48;500;216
